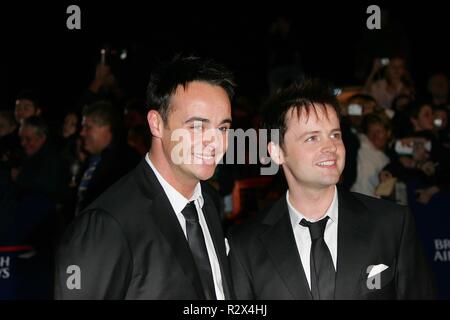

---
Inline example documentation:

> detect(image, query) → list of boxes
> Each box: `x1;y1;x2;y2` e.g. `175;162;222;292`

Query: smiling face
270;104;345;192
148;81;232;186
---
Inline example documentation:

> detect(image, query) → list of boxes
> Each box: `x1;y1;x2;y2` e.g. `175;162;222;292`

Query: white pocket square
225;238;230;256
367;264;389;278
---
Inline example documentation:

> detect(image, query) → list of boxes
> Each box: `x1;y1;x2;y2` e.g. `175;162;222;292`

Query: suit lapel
260;198;312;300
334;188;372;299
202;192;234;300
135;160;206;299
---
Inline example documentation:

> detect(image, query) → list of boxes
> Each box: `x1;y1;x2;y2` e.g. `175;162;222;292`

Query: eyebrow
184;117;232;125
299;128;341;138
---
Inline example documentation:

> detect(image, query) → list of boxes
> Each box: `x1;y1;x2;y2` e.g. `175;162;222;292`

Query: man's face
367;122;390;150
273;104;345;191
15;99;40;123
80;116;112;155
416;105;434;131
159;81;232;183
19;125;46;156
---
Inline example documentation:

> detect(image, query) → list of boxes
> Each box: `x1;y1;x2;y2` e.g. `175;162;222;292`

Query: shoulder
60;207;130;254
343;190;409;225
228;198;282;245
81;165;153;231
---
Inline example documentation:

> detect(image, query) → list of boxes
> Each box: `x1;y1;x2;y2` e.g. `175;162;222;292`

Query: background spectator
364;57;415;109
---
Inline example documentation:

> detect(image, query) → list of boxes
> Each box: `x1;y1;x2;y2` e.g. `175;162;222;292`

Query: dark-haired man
55;56;235;299
15;90;42;124
75;100;140;213
228;80;436;300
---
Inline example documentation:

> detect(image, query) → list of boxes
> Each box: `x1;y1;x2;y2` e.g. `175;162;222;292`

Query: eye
331;132;342;139
190;124;203;131
305;136;318;142
218;126;229;133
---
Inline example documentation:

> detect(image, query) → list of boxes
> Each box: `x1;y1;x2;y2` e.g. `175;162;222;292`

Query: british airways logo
0;256;10;279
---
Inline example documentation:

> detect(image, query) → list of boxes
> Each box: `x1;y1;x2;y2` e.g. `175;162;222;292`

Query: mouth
193;153;216;165
316;159;337;168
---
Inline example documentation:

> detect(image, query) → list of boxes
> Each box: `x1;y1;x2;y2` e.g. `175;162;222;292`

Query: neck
149;146;197;199
288;184;335;221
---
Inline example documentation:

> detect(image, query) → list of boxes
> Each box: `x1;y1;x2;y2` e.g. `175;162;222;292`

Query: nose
202;128;222;149
321;137;337;154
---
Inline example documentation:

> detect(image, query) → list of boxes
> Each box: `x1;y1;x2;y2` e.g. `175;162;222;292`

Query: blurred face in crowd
379;170;393;183
19;124;46;157
15;99;41;123
80;116;113;155
386;58;406;82
62;113;78;138
270;104;345;192
412;104;434;132
0;115;17;137
367;122;391;151
148;81;232;185
428;74;449;99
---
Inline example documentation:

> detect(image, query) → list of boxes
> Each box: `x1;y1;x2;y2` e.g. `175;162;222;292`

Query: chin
192;164;216;181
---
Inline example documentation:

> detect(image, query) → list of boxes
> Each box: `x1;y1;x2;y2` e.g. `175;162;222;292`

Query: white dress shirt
145;154;225;300
286;186;339;290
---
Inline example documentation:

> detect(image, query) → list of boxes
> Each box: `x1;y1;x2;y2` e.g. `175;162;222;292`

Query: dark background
2;1;449;121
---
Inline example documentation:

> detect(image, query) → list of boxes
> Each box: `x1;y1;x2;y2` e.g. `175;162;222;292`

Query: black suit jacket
55;159;234;299
228;187;437;299
76;142;140;212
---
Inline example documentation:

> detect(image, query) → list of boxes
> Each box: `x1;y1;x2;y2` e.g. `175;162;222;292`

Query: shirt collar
287;185;338;228
145;153;204;214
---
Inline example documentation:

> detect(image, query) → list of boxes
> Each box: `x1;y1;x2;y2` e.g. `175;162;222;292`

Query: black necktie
181;201;217;300
300;216;335;300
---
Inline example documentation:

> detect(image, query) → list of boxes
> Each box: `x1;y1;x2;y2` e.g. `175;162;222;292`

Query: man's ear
147;110;164;138
268;141;285;165
35;108;42;116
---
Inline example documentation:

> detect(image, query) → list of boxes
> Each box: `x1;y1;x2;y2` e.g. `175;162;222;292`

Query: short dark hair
82;101;121;134
261;79;341;147
16;90;42;110
146;55;235;123
22;116;49;137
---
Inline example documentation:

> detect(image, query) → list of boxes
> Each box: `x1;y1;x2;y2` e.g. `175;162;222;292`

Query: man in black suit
228;80;437;300
55;56;235;299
